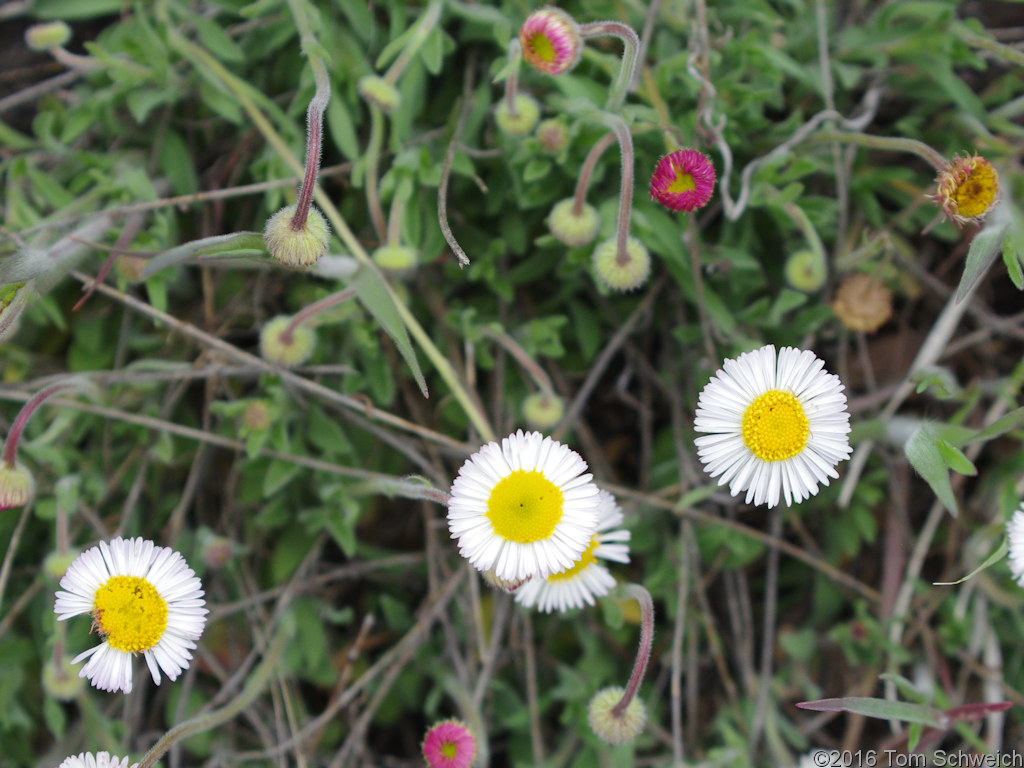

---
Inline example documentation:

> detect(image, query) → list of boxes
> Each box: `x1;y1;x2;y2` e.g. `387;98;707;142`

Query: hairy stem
580;20;640;112
612;583;655;718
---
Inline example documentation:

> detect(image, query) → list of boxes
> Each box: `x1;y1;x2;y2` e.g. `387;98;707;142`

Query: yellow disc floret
953;158;998;218
548;536;599;582
486;470;564;543
93;575;168;653
741;390;810;462
667;169;696;194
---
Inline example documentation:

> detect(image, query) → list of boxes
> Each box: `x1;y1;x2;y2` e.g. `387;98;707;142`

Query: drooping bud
535;118;569;154
263;204;330;267
42;655;87;701
358;75;401;113
482;569;531;594
259;315;316;367
587;686;647;744
522;392;565;430
25;21;72;52
592;236;650;292
548;198;599;247
494;93;540;138
0;461;34;511
784;249;828;293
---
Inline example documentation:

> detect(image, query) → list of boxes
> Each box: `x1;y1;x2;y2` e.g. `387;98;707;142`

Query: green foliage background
1;0;1023;766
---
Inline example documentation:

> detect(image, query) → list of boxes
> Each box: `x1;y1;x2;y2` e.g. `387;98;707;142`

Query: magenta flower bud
421;719;477;768
649;149;716;212
520;7;583;75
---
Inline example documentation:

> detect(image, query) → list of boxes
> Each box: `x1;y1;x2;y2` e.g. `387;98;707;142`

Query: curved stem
602;114;635;266
504;39;523;116
365;105;387;242
3;379;89;466
573;132;617;216
281;287;357;344
580;20;640;112
137;631;287;768
612;583;654;718
383;0;444;86
815;130;946;171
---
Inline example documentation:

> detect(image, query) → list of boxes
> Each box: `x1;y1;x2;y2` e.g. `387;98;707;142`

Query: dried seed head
831;273;893;333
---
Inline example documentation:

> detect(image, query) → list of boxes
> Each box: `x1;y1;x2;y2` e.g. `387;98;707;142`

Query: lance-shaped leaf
956;202;1011;303
351;265;428;398
141;232;270;278
905;425;958;517
796;696;946;728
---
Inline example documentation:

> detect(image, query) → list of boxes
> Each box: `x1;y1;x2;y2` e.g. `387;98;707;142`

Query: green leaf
141;232;269;278
966;407;1024;444
956;210;1011;303
935;437;976;476
904;426;958;516
795;696;946;728
933;538;1007;586
263;459;303;496
327;90;360;160
351;266;428;397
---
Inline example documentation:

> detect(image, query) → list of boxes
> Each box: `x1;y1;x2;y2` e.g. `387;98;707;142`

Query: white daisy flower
58;752;138;768
54;537;208;694
694;344;852;508
1006;506;1024;586
447;430;601;581
515;489;631;613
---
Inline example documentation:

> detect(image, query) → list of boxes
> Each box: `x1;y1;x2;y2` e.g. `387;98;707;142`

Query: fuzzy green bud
259;316;316;367
536;118;569;154
372;244;418;272
25;21;72;52
587;686;646;745
242;400;271;431
548;198;599;247
495;94;540;138
43;550;80;581
784;249;827;293
42;655;86;701
592;236;651;292
358;75;401;113
263;204;330;267
0;461;34;511
522;393;565;430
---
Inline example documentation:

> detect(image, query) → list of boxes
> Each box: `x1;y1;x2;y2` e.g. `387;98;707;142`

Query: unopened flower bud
242;400;271;431
25;21;72;52
495;94;540;138
259;315;316;367
535;118;569;154
263;204;330;267
372;244;418;272
548;198;599;247
43;550;80;581
587;686;646;744
519;8;583;75
831;273;893;333
0;461;34;511
358;75;401;113
42;655;86;701
522;393;564;430
200;533;234;570
592;237;651;292
785;249;828;293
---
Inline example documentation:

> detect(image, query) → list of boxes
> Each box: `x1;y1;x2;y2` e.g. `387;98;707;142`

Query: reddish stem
280;287;357;344
3;381;81;467
573;132;617;216
289;94;326;232
611;583;654;719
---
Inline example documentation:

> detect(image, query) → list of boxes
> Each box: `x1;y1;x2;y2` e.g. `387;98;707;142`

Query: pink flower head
650;149;716;212
519;8;582;75
422;719;477;768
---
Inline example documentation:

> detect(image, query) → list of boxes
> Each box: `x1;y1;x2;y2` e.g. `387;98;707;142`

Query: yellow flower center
548;536;599;582
528;32;557;64
93;575;168;653
440;742;458;760
666;168;696;194
954;160;998;218
741;390;809;462
486;469;563;543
